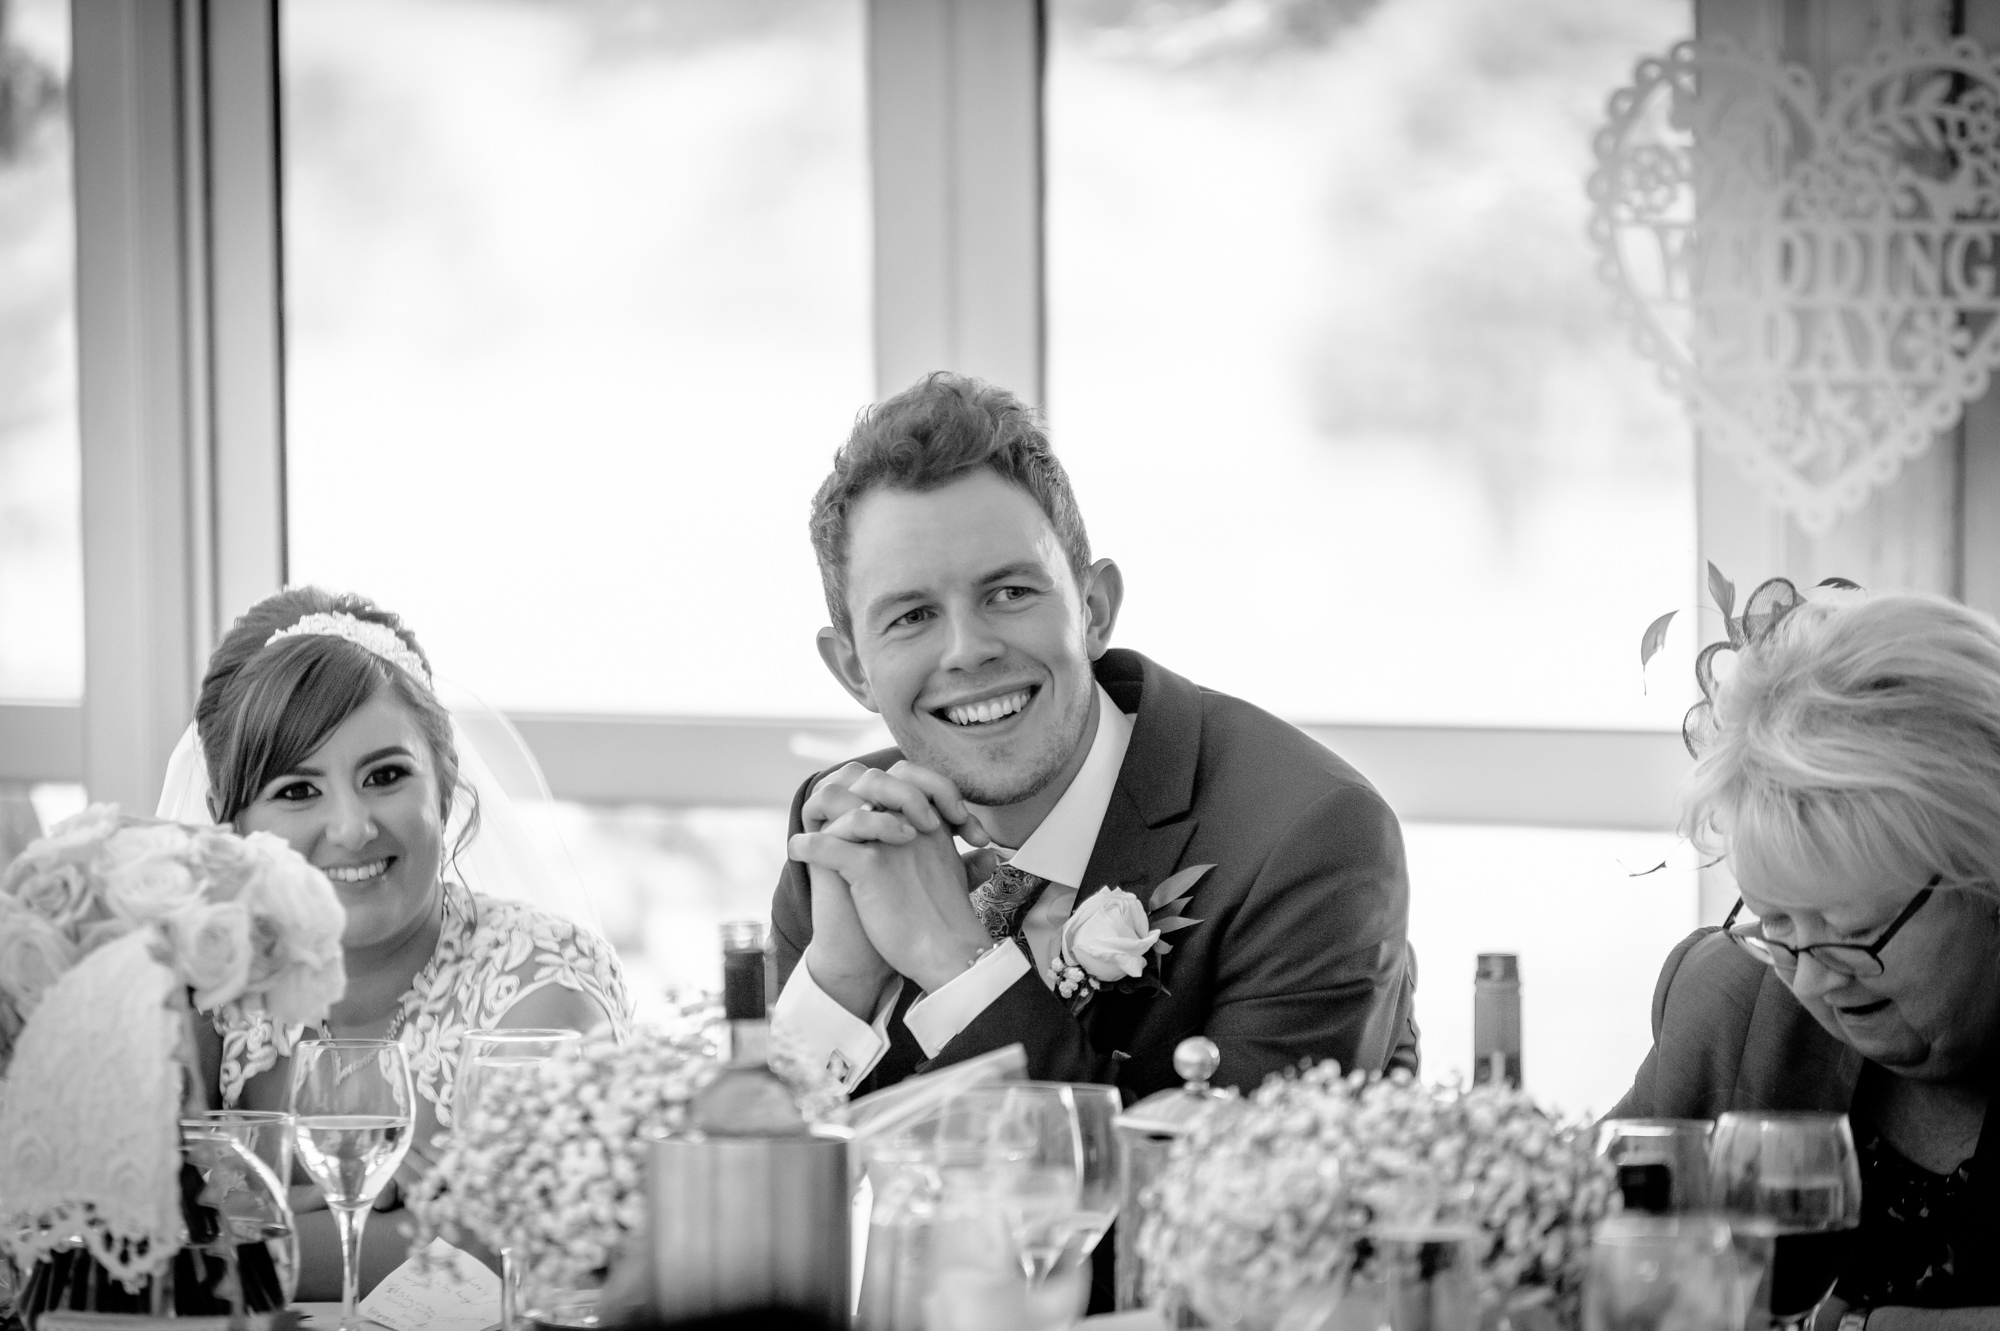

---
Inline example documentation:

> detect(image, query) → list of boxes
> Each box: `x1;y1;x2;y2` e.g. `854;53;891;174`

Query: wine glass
1597;1118;1713;1215
1037;1082;1123;1264
180;1109;301;1303
455;1028;583;1135
1585;1214;1742;1331
455;1029;583;1331
936;1086;1085;1283
289;1039;416;1331
1708;1112;1861;1331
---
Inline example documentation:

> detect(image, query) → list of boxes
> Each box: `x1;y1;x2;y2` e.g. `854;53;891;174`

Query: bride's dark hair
195;587;477;853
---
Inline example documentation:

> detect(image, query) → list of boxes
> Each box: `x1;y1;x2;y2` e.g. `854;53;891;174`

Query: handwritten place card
357;1238;500;1331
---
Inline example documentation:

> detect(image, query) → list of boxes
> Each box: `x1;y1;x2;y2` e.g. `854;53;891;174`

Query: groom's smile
935;685;1037;728
818;470;1118;816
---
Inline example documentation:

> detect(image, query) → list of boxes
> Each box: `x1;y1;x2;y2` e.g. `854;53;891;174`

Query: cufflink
828;1050;855;1083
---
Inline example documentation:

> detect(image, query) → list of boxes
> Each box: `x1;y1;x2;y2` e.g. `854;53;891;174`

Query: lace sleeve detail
400;884;634;1128
504;910;634;1033
210;995;311;1108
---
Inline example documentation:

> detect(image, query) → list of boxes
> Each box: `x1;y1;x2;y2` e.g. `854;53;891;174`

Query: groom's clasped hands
791;759;1001;1015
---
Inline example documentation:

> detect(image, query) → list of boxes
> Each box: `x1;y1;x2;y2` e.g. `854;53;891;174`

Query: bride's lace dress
213;879;632;1125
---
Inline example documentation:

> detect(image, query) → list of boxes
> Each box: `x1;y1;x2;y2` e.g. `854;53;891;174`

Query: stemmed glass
1709;1112;1862;1331
455;1029;583;1331
289;1039;416;1331
1585;1214;1742;1331
1040;1083;1123;1266
937;1086;1085;1282
1597;1118;1713;1215
180;1109;301;1304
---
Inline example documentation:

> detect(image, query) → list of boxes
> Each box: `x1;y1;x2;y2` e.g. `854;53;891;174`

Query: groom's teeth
945;691;1031;727
325;860;390;884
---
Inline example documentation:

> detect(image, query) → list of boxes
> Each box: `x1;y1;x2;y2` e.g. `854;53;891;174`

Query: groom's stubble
883;653;1097;812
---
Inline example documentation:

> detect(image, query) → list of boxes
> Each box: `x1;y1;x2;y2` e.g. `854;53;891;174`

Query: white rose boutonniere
1051;864;1212;1013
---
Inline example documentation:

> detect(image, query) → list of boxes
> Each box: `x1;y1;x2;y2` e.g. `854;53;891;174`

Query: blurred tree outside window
1048;0;1696;731
0;0;81;705
281;0;871;720
1046;0;1700;1111
280;0;871;1005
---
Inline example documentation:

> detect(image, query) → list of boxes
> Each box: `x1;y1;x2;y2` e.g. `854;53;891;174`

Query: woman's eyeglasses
1721;875;1939;978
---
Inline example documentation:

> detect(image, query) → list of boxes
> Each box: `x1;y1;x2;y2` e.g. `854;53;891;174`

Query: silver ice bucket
645;1126;852;1325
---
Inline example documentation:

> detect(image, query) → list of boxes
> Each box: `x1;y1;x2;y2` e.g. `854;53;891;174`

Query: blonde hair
1681;591;2000;903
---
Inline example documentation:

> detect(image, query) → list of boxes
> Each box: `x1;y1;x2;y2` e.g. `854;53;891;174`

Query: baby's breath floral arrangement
1139;1064;1615;1331
407;1019;843;1294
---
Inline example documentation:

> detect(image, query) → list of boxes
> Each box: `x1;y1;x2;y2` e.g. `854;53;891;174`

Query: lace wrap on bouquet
0;931;187;1289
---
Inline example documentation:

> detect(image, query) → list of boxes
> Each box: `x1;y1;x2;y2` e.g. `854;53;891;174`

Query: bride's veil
154;677;602;936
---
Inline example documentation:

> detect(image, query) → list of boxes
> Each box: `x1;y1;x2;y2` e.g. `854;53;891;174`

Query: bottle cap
1475;953;1519;982
720;921;769;1020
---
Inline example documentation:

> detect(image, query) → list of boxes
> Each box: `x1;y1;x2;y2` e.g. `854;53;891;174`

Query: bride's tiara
265;612;434;688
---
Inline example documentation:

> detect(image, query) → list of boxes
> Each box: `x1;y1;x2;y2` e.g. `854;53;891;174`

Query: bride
163;587;632;1297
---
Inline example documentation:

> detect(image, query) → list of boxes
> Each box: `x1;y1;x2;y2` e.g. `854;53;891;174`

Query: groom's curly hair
810;371;1092;638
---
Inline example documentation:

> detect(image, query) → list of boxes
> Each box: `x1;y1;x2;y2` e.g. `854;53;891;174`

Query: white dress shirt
772;685;1134;1091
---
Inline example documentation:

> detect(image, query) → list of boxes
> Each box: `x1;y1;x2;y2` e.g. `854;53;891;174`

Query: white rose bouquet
408;1015;844;1296
0;804;346;1072
0;804;347;1321
1139;1063;1615;1331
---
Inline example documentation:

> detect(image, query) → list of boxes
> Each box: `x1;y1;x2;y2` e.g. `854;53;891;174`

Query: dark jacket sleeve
769;771;815;995
1201;782;1413;1090
1607;927;1712;1119
1387;942;1420;1077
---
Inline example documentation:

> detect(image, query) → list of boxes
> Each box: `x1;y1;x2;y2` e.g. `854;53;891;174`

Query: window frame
9;0;1707;852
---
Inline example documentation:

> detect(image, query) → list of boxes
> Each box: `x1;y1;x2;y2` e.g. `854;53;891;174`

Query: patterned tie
968;861;1050;941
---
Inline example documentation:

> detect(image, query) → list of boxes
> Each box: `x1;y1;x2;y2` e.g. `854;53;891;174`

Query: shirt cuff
904;943;1033;1059
772;961;900;1093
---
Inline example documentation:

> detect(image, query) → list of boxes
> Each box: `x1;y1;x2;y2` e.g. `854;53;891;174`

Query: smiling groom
769;372;1418;1102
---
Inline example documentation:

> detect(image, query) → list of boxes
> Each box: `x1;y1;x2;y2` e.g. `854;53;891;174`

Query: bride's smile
238;691;446;950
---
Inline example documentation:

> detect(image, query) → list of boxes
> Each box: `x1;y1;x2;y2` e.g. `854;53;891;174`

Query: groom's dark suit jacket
770;648;1419;1101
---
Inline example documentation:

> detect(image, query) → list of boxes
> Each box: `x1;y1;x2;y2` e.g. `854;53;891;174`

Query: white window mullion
868;0;1043;402
71;0;285;810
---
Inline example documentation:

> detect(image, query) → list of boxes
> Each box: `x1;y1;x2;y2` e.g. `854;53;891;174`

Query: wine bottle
1472;952;1521;1088
691;920;808;1136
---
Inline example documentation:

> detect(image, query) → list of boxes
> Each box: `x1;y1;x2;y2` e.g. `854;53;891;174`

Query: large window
280;0;875;1006
0;0;79;704
1047;0;1698;1110
281;0;872;718
1047;0;1694;730
22;0;1705;1103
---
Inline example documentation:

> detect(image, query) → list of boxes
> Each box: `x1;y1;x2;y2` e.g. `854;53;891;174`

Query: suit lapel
1077;649;1204;897
1072;651;1205;1050
1075;785;1197;908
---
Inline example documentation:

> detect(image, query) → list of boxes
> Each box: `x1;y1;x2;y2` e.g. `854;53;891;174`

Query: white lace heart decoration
1589;36;2000;532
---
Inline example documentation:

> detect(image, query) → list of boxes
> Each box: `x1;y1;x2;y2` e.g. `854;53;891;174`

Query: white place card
356;1239;500;1331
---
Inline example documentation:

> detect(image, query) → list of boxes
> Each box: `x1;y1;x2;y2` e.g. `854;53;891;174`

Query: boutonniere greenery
1050;863;1211;1014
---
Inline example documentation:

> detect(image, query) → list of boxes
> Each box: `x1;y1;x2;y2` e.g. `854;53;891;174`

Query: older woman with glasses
1613;581;2000;1325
